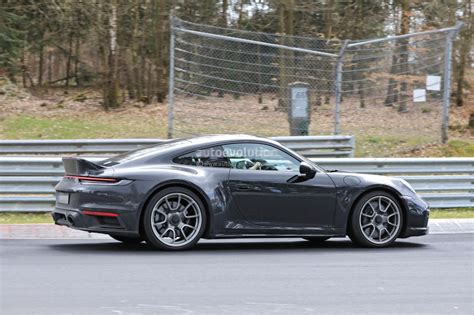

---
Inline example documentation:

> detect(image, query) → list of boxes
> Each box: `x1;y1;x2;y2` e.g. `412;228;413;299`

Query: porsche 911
53;135;429;250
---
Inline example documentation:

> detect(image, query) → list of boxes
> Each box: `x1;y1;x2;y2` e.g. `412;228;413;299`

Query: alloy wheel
359;195;401;245
150;192;202;247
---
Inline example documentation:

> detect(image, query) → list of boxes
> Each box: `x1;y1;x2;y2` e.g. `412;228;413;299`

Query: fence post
167;17;176;139
334;40;349;135
441;21;463;143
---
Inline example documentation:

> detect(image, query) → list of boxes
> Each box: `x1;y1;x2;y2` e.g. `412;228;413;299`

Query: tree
397;0;410;113
455;0;472;107
277;0;295;110
104;0;119;109
1;0;471;112
0;1;24;81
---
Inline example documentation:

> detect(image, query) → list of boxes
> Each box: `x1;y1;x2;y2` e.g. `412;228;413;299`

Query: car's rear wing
62;157;106;176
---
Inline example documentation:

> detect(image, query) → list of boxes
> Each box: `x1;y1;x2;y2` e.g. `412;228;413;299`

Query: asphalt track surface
1;234;473;315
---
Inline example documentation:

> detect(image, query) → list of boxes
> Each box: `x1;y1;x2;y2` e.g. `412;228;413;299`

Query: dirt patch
0;74;472;156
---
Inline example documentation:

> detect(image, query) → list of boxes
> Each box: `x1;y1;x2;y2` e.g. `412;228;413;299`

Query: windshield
99;139;190;166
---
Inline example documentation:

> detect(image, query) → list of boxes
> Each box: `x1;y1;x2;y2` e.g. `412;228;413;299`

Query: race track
1;234;473;315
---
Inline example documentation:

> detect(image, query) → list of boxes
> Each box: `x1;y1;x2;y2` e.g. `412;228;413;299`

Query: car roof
168;134;282;152
185;134;263;144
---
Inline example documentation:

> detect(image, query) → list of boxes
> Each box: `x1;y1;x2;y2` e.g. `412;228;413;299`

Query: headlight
399;179;417;194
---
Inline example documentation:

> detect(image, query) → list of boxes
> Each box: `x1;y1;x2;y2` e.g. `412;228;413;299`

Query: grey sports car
52;134;429;250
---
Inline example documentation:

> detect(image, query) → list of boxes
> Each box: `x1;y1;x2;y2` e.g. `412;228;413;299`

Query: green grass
1;115;167;139
355;135;433;157
429;208;474;219
355;136;474;157
440;140;474;157
0;208;472;224
0;212;53;224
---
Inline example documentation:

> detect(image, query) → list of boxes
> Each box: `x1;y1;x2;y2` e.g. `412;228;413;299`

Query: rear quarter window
173;146;231;168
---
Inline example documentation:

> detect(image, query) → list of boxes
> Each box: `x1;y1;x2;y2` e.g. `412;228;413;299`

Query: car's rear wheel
349;191;403;248
143;187;206;250
109;234;143;244
303;237;330;242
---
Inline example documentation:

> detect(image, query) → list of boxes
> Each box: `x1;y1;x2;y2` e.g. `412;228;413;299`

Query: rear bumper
399;195;430;238
52;208;140;237
52;177;147;236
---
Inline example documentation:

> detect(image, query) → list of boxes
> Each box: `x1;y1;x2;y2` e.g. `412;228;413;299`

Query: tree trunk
398;0;410;113
356;0;366;108
216;0;228;98
65;34;74;88
146;60;153;104
323;0;335;105
21;51;27;87
455;0;472;107
38;40;44;86
124;58;136;100
104;0;119;109
74;37;81;86
359;81;366;108
384;55;399;106
47;51;52;83
277;0;294;111
131;0;141;101
221;0;228;26
155;0;167;103
384;3;401;107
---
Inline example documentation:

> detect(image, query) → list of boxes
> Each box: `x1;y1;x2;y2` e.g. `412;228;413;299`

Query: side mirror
299;162;316;178
288;162;317;183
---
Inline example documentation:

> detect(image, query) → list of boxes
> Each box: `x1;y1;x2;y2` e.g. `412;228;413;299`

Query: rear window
100;140;190;166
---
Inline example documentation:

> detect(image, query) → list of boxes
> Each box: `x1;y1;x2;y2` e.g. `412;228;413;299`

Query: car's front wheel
349;191;403;248
143;187;206;250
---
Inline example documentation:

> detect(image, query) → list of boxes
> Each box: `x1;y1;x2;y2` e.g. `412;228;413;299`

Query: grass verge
429;208;474;219
1;115;167;140
0;212;53;224
0;208;473;224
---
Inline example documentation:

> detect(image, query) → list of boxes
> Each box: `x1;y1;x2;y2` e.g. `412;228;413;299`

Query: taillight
64;175;120;183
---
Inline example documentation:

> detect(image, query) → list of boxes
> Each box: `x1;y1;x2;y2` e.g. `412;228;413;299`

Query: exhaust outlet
67;215;75;226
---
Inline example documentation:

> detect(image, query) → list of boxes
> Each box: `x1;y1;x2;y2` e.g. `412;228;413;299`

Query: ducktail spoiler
62;157;105;176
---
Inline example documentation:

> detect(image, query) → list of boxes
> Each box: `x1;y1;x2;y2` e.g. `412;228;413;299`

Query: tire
109;234;143;244
303;237;330;242
143;187;207;250
348;190;403;248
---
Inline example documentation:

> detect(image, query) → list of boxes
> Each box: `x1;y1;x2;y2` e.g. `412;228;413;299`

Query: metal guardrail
0;136;355;158
0;157;472;211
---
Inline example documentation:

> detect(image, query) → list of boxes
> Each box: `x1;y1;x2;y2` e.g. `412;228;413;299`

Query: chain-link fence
168;18;463;155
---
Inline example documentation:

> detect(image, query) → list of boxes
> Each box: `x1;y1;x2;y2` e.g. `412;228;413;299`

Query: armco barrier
0;157;472;211
0;136;355;158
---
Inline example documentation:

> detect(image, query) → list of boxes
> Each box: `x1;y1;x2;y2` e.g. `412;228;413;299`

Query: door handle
236;184;250;190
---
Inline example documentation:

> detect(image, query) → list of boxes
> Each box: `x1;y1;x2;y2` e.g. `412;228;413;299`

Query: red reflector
64;175;118;183
82;211;119;217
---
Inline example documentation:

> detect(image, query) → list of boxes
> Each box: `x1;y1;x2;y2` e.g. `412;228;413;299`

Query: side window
222;143;300;172
173;146;230;168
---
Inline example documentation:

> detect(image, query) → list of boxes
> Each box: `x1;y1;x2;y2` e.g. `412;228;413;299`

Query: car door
224;142;336;228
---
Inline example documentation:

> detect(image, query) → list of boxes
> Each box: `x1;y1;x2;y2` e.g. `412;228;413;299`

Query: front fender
328;172;407;231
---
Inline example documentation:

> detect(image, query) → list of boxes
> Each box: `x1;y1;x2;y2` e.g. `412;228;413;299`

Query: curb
0;219;473;239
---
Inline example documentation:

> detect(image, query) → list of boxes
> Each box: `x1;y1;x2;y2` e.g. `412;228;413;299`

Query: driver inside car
248;161;262;170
